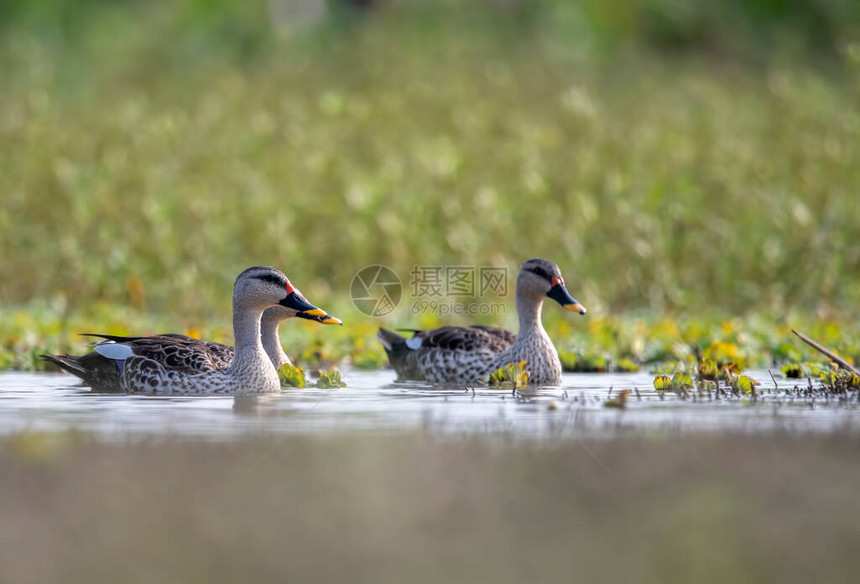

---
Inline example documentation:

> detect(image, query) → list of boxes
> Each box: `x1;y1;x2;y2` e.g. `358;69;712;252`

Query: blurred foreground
2;430;859;583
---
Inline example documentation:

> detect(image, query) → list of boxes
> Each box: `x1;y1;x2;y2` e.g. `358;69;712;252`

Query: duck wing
466;325;517;346
413;326;514;352
378;325;515;383
81;333;234;373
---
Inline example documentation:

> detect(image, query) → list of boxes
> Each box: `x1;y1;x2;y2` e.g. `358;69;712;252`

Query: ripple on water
0;370;857;439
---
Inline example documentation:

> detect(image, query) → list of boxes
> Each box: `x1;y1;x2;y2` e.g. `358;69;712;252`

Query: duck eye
254;274;283;285
528;267;552;282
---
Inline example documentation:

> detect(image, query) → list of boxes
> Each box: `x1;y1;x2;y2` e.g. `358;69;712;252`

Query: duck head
517;258;586;314
234;266;342;324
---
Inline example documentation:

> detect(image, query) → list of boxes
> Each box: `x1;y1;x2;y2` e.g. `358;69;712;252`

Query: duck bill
280;291;328;318
546;284;587;315
295;312;343;325
283;293;342;325
315;314;344;325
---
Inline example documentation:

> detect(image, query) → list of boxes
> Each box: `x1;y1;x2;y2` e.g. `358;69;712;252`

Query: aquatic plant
781;363;806;378
488;361;529;390
278;364;307;389
316;369;346;389
652;371;695;396
727;372;757;396
13;306;860;380
818;365;860;392
614;358;640;373
653;375;672;392
697;358;719;380
558;350;609;373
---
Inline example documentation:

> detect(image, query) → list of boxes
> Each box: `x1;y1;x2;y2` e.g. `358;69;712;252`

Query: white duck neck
515;293;547;341
229;301;269;372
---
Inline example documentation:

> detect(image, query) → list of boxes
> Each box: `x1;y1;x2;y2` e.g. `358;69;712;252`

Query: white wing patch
406;336;423;350
94;342;134;361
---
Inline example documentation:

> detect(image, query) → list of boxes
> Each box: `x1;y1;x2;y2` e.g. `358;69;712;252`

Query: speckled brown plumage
377;258;586;386
43;267;337;394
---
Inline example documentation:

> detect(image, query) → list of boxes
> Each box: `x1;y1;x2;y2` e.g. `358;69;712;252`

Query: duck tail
42;352;123;392
41;354;86;378
376;327;406;352
377;327;413;372
79;333;143;342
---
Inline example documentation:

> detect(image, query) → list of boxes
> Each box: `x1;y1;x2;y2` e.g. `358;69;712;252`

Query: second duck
377;258;585;386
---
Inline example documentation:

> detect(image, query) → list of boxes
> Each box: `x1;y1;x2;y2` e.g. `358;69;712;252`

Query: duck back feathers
376;258;585;386
377;325;516;384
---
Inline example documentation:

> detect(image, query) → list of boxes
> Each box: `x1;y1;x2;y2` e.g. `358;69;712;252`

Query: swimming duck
43;266;340;394
46;306;341;392
377;258;585;386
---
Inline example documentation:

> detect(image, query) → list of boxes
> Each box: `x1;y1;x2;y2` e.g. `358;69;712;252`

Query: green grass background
1;0;859;368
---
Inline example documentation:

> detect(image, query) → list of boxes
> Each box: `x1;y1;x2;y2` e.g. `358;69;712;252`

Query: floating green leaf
697;379;718;393
488;361;529;389
698;359;718;380
316;369;346;389
671;372;694;392
653;375;672;392
730;373;756;395
278;364;306;388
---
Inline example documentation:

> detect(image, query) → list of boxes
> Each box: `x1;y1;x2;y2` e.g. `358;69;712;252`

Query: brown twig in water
792;329;860;376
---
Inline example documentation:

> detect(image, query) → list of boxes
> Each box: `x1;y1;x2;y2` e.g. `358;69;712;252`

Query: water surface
1;369;857;439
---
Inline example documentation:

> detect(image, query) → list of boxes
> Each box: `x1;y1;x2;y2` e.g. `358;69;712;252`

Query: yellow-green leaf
316;369;346;389
698;358;718;380
278;364;306;388
731;374;756;395
671;371;694;391
654;375;672;392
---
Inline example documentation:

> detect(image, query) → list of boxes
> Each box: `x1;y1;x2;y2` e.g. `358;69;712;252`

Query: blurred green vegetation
3;302;858;374
1;0;859;369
